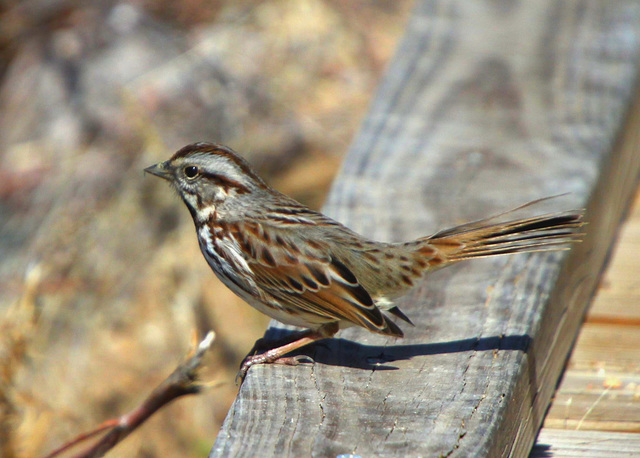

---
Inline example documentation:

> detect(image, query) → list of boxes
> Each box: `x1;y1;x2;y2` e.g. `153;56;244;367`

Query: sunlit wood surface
532;189;640;455
212;1;640;456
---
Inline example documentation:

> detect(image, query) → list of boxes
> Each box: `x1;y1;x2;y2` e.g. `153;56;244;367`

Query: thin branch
45;331;216;458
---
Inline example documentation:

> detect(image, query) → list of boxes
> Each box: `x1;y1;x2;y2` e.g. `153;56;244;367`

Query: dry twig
45;331;216;458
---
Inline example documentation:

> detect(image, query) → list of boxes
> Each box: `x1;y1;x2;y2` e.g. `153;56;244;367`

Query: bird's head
145;142;268;218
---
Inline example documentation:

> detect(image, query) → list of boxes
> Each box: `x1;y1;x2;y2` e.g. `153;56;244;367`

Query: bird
145;142;584;381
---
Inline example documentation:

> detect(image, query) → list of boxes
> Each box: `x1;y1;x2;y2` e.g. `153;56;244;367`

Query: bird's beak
144;161;172;180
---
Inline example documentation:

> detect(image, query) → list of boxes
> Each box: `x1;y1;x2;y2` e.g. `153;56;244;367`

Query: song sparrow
145;142;583;381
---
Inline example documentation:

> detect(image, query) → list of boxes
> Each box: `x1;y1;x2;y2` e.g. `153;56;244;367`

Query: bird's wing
230;219;403;337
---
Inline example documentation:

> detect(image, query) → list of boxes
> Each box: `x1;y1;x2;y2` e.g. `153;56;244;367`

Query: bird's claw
235;354;315;385
273;354;315;366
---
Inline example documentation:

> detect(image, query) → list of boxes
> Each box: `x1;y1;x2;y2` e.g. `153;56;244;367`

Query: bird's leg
246;328;318;356
237;322;339;383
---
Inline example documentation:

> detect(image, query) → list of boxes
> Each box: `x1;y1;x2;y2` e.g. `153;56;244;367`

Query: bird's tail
412;199;585;265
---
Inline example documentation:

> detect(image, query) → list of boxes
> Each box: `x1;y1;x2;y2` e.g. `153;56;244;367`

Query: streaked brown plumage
145;142;584;381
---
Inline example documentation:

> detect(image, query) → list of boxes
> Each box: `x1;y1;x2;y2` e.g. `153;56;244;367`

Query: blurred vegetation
0;0;412;456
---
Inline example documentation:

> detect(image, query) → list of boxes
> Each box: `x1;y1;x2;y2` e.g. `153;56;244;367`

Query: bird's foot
236;353;314;384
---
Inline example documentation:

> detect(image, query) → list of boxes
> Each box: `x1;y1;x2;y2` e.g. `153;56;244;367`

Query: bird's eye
184;166;199;179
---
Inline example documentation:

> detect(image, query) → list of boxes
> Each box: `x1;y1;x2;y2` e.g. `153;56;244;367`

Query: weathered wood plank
584;190;640;323
564;323;640;372
541;189;640;436
532;429;640;457
212;1;640;456
545;369;640;431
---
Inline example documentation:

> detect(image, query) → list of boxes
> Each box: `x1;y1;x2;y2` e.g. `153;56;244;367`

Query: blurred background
0;0;413;456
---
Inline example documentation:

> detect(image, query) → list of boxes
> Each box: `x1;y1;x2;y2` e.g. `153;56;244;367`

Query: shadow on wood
259;328;533;372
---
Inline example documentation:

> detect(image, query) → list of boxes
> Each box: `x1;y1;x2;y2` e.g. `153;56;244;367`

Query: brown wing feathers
241;224;403;337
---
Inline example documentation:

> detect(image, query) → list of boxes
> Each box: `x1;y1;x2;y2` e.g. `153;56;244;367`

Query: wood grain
212;1;640;456
540;189;640;444
532;429;640;457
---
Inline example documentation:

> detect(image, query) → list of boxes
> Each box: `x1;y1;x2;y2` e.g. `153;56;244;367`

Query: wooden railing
211;1;640;456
